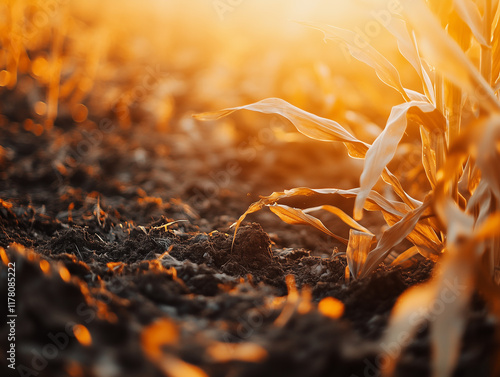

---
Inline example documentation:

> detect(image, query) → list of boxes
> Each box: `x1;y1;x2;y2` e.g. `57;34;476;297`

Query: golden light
206;342;268;363
59;266;71;282
140;318;206;377
157;356;208;377
31;56;49;81
141;318;179;360
0;247;9;266
71;104;88;123
318;297;344;319
39;259;51;274
23;119;44;136
65;361;84;377
34;101;47;116
0;70;10;87
297;285;312;314
274;275;314;326
73;324;92;347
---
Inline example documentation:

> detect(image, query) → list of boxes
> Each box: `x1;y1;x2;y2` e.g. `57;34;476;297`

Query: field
1;1;500;376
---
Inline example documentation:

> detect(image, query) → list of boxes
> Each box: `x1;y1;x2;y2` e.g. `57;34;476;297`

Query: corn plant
196;0;500;375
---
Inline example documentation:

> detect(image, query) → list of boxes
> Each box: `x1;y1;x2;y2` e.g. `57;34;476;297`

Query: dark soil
0;122;496;377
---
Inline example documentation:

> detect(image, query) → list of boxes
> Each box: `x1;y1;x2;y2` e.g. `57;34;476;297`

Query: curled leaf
355;101;437;219
194;98;369;158
268;204;348;244
390;245;421;268
304;205;374;235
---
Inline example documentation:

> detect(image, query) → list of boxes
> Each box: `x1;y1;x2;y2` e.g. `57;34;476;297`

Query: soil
0;119;496;377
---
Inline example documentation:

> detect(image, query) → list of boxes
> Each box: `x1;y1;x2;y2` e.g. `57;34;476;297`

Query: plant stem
481;0;493;85
435;71;444;115
434;71;447;184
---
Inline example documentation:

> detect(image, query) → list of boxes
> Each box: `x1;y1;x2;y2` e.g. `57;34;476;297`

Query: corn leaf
390;246;421;268
194;98;369;158
268;204;348;244
355;101;437;219
227;186;437;255
420;126;437;188
304;205;374;235
360;200;432;278
404;88;431;102
380;203;442;253
380;168;423;210
493;6;500;84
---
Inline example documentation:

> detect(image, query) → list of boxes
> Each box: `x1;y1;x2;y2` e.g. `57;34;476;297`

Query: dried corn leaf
400;0;500;112
390;246;421;268
420;126;437;188
472;185;493;231
268;204;348;244
379;202;442;253
360;200;432;278
380;168;423;210
230;187;415;250
493;8;500;84
440;197;475;242
405;88;431;102
355;101;437;219
466;176;490;215
300;22;410;102
304;205;374;235
194;98;369;158
346;230;374;279
415;244;441;261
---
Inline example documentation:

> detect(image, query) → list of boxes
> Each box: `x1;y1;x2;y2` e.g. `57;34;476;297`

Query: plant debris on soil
0;122;496;377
